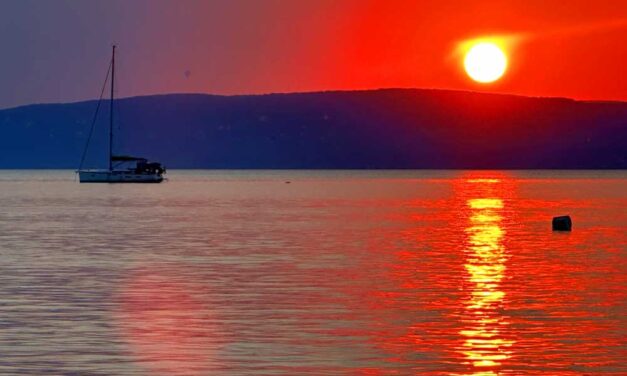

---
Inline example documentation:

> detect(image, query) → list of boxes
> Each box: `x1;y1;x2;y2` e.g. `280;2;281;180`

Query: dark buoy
552;215;572;231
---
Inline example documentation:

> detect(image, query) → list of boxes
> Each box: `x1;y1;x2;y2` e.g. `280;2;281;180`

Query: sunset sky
0;0;625;108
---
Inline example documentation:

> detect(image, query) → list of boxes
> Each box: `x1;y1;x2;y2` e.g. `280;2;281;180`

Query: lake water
0;170;625;375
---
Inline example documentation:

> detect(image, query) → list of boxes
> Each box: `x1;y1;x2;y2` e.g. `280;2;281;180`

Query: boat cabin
112;155;166;175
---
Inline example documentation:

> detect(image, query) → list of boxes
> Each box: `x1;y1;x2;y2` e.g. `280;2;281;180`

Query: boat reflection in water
457;176;514;375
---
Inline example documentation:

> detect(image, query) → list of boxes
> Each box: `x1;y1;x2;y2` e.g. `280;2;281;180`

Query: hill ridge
1;89;625;169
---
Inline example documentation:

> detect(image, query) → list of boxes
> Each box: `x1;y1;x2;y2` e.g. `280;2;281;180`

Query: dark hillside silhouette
0;89;625;168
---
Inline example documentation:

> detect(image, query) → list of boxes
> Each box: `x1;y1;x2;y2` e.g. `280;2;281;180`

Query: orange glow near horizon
336;2;627;101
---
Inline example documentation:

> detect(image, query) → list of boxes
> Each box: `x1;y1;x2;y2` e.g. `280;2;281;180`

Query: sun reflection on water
458;181;514;374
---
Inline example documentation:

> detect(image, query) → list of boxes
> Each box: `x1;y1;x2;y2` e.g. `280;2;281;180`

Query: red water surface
110;171;626;375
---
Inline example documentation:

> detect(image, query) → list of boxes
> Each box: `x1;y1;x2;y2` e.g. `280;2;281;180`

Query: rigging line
78;58;112;171
115;102;124;156
114;65;125;155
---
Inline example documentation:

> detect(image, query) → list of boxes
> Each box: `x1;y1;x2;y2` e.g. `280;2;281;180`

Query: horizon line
2;87;625;111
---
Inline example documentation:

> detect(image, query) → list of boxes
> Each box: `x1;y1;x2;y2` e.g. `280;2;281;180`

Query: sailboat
77;45;166;183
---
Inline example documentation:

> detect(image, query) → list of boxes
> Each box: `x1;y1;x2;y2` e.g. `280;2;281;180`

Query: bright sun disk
464;42;508;83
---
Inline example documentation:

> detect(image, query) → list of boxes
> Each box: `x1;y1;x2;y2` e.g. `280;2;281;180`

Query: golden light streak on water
459;187;514;373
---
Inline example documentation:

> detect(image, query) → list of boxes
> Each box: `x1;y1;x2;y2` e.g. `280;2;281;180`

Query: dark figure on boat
136;161;166;175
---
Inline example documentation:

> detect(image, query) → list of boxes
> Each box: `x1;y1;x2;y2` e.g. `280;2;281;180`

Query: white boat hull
78;170;164;183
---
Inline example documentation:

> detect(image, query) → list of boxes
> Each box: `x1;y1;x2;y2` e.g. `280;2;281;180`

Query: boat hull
78;170;164;183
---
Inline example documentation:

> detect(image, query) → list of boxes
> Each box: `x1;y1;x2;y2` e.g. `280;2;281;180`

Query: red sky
0;0;625;108
334;0;627;101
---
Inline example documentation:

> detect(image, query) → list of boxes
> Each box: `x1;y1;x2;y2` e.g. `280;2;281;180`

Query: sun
464;42;508;83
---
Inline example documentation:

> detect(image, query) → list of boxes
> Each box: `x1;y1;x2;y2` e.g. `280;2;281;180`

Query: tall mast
109;45;115;171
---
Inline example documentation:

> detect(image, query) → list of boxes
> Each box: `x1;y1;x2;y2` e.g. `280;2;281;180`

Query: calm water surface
0;170;625;375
